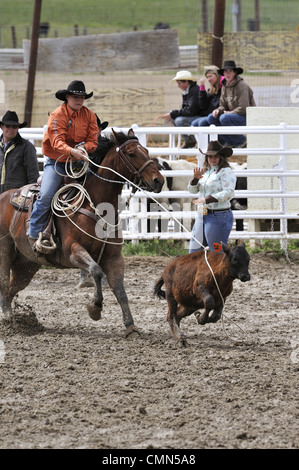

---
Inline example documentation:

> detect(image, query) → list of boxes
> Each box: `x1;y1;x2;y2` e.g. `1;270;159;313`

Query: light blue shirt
188;166;236;210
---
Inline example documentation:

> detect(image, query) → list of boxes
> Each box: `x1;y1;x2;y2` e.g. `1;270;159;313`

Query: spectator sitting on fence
191;65;224;128
205;60;256;148
159;70;204;149
0;110;39;194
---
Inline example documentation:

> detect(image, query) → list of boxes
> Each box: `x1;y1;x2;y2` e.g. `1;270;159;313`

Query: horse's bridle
116;139;155;189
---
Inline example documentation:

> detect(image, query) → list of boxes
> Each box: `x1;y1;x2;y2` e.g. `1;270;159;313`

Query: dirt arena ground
0;252;298;450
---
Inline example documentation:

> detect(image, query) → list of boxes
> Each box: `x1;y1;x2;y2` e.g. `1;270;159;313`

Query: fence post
140;196;148;237
279;123;288;251
128;196;139;245
132;124;146;146
11;26;17;48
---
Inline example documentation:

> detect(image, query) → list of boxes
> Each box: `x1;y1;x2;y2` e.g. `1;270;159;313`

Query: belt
207;208;230;214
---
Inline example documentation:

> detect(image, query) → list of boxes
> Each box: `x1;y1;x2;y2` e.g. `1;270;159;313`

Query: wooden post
212;0;225;68
11;26;17;48
24;0;42;126
202;0;208;33
255;0;260;31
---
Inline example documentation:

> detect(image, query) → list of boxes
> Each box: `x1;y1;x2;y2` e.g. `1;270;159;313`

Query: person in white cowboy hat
205;60;256;148
28;80;98;254
187;140;236;253
161;70;204;148
0;110;39;194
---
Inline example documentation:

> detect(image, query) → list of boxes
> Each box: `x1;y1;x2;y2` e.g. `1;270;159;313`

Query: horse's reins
116;139;156;189
51;140;152;247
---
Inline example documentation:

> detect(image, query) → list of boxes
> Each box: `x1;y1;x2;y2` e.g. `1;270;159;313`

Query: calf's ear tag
213;243;222;252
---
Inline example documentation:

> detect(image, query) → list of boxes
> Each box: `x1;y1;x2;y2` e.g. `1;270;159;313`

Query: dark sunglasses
4;124;18;129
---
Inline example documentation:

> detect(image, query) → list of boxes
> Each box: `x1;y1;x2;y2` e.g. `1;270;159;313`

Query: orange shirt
42;103;98;162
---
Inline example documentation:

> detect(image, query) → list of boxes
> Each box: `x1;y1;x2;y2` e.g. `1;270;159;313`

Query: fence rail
18;123;299;247
0;45;197;69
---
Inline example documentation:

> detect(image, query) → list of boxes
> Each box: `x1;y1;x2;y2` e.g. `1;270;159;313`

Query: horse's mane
89;132;138;170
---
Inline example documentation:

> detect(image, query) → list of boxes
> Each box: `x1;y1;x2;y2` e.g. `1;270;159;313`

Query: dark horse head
89;128;164;193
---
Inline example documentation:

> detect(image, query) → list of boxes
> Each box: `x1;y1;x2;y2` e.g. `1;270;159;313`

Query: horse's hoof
195;312;207;325
87;304;102;321
125;325;141;340
208;311;222;323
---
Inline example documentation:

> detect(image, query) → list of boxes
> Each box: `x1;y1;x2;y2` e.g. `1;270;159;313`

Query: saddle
10;182;76;256
10;181;95;256
10;183;40;212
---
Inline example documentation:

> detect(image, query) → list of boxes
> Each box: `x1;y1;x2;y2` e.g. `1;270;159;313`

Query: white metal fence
19;123;299;247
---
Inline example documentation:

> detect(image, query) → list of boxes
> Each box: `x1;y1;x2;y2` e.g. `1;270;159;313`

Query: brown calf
154;240;250;346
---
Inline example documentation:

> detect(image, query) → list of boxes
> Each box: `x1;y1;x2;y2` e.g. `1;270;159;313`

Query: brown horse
0;129;164;337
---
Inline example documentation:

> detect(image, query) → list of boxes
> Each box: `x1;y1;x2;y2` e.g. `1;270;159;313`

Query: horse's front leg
102;254;140;339
87;262;105;320
70;244;104;321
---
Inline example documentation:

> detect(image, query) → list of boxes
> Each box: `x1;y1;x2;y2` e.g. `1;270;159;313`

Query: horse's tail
154;277;166;300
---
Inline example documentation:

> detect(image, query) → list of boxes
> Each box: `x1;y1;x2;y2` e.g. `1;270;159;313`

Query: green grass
1;0;299;48
122;239;299;261
122;239;188;257
249;239;299;261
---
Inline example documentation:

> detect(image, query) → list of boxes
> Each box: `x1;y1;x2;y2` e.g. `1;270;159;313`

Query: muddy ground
0;253;298;450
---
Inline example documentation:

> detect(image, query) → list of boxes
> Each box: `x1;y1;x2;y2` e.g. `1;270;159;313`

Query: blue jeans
29;158;69;238
189;210;234;253
172;116;202;144
191;116;210;127
173;116;202;127
207;113;246;147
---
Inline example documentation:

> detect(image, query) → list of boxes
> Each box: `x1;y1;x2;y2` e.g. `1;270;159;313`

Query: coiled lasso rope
51;151;122;245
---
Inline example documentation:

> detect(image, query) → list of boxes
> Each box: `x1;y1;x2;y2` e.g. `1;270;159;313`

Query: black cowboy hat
55;80;93;101
199;140;233;159
95;114;109;131
219;60;243;75
0;110;27;128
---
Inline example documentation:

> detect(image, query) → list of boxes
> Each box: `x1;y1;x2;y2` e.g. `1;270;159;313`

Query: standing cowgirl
188;140;236;253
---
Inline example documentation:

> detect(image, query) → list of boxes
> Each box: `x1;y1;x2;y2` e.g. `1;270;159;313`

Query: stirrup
34;232;57;255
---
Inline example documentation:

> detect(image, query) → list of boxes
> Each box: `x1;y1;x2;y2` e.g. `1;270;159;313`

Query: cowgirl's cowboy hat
0;110;27;128
204;65;219;76
170;70;196;83
55;80;93;101
95;114;109;131
199;140;233;159
219;60;243;75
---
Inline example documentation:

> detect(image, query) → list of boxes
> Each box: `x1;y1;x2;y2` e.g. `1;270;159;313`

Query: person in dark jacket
161;70;203;148
0;110;39;194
